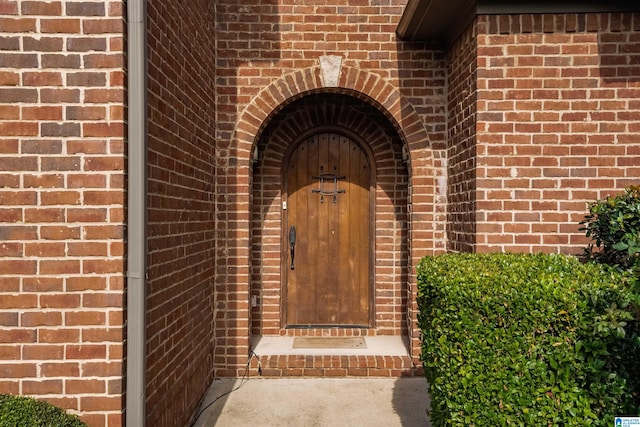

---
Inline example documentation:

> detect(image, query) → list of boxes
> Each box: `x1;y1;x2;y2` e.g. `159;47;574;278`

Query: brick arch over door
216;66;437;375
235;65;434;165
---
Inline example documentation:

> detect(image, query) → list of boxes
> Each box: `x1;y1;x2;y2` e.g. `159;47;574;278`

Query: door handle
289;226;296;270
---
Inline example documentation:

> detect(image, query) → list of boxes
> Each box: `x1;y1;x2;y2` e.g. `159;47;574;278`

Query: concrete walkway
190;378;431;427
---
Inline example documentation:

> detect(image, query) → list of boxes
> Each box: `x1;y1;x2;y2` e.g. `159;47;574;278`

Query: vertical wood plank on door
301;136;315;324
326;134;341;323
316;133;330;323
356;144;370;321
338;135;351;324
286;141;299;325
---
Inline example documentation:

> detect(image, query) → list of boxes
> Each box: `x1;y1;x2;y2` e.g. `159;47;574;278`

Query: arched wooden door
283;131;373;327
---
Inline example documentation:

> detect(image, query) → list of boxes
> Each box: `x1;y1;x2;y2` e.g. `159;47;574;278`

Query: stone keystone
319;55;343;87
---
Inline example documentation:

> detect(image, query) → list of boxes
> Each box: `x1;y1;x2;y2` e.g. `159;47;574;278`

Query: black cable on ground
189;351;259;426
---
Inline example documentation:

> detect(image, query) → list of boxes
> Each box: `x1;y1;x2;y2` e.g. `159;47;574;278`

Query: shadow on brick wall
598;13;640;84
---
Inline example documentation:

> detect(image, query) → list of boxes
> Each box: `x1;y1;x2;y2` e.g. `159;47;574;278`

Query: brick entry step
249;336;420;378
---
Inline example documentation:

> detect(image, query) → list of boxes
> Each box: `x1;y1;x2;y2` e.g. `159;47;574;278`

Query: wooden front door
284;131;372;327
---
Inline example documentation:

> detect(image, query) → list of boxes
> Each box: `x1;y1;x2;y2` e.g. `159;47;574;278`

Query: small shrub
580;186;640;271
0;394;87;427
417;253;639;427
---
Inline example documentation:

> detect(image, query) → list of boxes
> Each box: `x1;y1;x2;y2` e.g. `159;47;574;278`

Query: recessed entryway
250;93;410;344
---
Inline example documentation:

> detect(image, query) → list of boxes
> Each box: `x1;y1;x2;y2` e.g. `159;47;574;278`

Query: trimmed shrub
580;185;640;271
0;394;87;427
417;253;639;427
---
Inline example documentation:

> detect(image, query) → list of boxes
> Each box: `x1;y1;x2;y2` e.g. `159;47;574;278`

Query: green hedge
580;185;640;271
0;394;87;427
417;253;640;426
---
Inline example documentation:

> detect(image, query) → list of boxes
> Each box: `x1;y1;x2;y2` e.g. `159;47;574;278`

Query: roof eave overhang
397;0;640;47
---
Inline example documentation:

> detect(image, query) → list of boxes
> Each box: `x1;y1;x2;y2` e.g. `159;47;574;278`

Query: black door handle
289;226;296;270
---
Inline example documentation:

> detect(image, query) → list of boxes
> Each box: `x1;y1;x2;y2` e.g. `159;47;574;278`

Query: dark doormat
292;337;367;349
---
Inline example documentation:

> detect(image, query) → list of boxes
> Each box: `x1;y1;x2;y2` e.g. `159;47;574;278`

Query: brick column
0;1;126;425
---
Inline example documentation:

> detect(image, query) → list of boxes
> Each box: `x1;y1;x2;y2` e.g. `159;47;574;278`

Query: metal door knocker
312;166;345;203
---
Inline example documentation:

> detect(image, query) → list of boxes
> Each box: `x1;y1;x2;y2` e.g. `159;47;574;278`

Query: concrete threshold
251;335;410;356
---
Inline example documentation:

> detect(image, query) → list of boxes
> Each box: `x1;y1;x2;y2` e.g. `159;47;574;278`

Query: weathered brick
82;328;123;342
66;344;106;359
21;139;63;154
65;2;105;16
68;71;108;88
66;37;107;52
0;36;19;50
83;53;124;68
83;123;124;137
40;54;81;68
40;88;80;103
40;259;81;275
67;242;108;257
23;37;64;52
21;312;62;327
0;88;38;103
0;313;18;327
40;225;81;239
0;260;36;274
22;106;63;120
0;225;37;240
21;1;62;15
38;329;80;344
22;380;64;395
0;123;38;136
84;88;124;102
41;122;81;137
40;191;82;205
40;18;81;33
0;18;36;32
0;71;19;86
0;363;37;378
22;277;63;292
41;362;80;377
66;106;106;120
65;312;106;326
80;396;120;412
66;379;105;394
66;276;107;291
23;175;64;188
0;329;36;343
0;277;20;292
40;157;80;171
0;1;18;15
39;294;81;308
23;71;63;86
83;18;124;34
0;156;38;170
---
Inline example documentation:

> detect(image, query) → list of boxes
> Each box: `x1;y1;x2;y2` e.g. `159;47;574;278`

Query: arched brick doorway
250;93;410;338
215;65;439;375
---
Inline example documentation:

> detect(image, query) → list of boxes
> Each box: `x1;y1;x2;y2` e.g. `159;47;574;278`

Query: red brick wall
0;1;125;425
475;13;640;253
447;21;478;252
6;1;636;423
250;93;409;337
146;0;216;425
